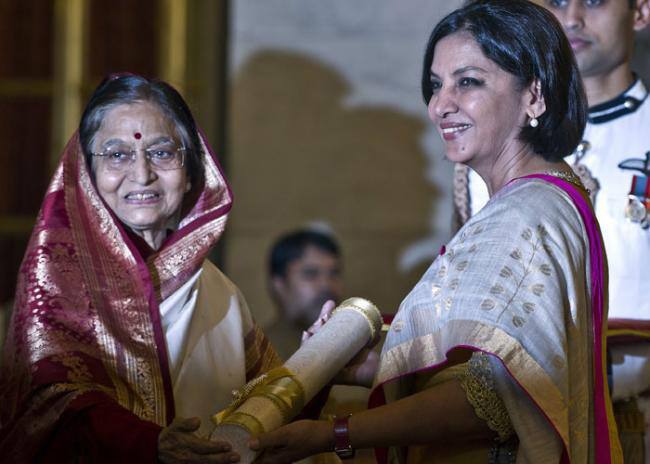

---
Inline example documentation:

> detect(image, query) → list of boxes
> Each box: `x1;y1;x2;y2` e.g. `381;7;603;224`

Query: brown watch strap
333;414;355;459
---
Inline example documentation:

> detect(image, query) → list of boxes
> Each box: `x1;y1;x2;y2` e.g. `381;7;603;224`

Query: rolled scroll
210;297;382;462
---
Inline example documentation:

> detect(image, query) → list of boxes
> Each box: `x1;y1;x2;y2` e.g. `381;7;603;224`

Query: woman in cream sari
251;1;621;462
0;75;280;463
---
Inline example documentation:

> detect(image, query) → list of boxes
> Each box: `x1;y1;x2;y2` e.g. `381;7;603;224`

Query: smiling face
91;101;190;247
427;32;533;171
542;0;635;78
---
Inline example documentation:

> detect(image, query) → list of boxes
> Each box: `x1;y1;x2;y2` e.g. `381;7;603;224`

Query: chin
445;151;473;165
121;213;167;228
124;220;167;235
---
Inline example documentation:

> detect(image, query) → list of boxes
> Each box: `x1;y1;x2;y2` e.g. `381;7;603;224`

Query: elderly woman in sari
251;1;622;462
0;75;282;463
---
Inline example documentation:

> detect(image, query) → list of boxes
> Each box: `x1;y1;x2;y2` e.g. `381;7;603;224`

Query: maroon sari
0;128;275;461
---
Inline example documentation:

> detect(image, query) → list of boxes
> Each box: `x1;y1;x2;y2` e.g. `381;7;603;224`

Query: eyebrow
101;138;127;147
101;135;175;147
430;66;488;79
148;136;175;145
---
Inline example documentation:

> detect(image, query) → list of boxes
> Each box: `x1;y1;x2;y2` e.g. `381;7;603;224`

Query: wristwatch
333;414;355;459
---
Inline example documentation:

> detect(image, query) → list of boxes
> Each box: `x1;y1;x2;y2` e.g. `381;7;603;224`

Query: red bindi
134;132;142;140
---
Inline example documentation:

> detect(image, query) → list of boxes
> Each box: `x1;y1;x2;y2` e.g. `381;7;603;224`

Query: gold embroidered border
376;320;569;447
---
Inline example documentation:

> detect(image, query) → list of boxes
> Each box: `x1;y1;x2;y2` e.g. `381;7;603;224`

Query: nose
562;2;585;31
128;151;156;184
322;273;343;298
317;273;332;290
428;86;458;121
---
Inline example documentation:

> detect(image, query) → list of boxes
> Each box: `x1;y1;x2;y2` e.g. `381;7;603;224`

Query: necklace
543;169;588;192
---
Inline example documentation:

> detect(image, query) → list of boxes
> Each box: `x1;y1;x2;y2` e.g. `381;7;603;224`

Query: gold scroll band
331;297;382;346
255;375;306;422
212;366;306;434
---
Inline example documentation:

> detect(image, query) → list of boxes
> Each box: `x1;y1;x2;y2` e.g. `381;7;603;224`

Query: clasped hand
228;300;381;463
249;419;333;464
158;417;240;463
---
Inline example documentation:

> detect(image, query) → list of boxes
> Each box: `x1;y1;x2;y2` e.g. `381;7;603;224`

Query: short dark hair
269;230;341;278
421;0;587;161
79;74;204;186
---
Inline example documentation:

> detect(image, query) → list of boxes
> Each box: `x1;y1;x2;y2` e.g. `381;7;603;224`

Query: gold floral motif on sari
479;225;554;329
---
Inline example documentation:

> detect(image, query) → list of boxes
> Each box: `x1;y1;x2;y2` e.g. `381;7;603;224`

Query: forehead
431;32;498;73
291;245;339;268
96;101;177;141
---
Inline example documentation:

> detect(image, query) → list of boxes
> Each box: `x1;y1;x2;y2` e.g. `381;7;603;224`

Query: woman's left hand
334;347;379;388
249;419;333;463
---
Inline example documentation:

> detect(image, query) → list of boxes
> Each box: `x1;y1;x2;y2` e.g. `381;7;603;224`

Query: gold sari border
376;320;570;447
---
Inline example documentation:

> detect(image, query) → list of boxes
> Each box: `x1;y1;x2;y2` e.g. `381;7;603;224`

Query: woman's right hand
301;300;337;343
158;417;239;463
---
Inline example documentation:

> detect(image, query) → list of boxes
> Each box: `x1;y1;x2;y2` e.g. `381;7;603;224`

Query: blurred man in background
267;229;343;359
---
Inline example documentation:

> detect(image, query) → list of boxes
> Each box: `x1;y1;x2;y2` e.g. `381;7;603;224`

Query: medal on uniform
571;140;599;203
619;152;650;229
624;176;649;228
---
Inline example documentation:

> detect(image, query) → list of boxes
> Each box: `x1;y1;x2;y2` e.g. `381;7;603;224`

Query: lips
124;190;160;203
440;123;471;141
567;35;591;52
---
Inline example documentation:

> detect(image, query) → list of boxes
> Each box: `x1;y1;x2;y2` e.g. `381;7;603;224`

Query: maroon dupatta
0;125;232;460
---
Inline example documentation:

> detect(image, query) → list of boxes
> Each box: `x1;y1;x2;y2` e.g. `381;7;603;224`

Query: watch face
625;197;647;223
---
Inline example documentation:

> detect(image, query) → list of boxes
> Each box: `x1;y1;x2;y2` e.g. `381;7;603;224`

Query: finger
185;435;231;454
320;300;336;321
172;416;201;432
206;451;240;463
208;439;232;453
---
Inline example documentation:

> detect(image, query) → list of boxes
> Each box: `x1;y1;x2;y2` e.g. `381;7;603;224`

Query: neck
582;62;635;107
473;146;570;197
134;228;168;250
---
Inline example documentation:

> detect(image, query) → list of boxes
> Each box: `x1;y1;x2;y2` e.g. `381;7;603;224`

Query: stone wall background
226;1;650;328
226;1;464;327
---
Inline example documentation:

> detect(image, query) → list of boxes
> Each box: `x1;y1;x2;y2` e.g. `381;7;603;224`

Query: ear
634;0;650;32
524;78;546;120
270;276;287;298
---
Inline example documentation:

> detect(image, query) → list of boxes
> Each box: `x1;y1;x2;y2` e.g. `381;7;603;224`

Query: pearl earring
529;117;539;128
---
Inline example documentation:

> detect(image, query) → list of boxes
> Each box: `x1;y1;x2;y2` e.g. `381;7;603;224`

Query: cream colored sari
370;176;621;463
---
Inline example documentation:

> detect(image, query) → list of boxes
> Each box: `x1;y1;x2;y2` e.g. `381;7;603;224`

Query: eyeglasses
91;145;186;172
